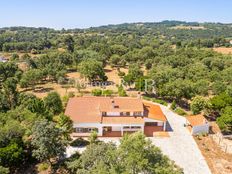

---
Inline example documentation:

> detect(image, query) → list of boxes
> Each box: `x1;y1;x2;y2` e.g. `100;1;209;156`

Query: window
120;112;130;116
131;126;141;129
123;126;141;129
134;112;141;116
102;112;107;116
74;127;98;133
145;122;158;126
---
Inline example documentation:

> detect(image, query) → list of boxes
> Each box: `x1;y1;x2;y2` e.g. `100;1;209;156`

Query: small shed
186;115;209;135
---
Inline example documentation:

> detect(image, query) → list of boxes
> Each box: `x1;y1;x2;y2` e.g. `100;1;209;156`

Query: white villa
65;96;168;137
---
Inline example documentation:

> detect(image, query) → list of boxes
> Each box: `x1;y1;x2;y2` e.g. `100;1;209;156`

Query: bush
118;71;125;77
170;101;177;110
190;96;208;115
0;166;9;174
44;92;63;115
91;89;102;96
37;162;50;172
88;131;98;144
0;142;24;168
175;108;187;116
216;106;232;133
62;95;69;106
142;96;168;106
68;152;81;161
58;76;67;85
68;91;75;98
102;90;113;96
11;53;19;61
152;99;168;106
142;96;152;101
70;138;90;147
118;85;127;97
31;48;38;54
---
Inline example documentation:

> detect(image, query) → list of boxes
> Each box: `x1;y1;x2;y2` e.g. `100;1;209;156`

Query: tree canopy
67;132;183;174
78;59;107;82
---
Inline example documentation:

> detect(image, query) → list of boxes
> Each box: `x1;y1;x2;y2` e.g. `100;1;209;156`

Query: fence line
211;133;232;154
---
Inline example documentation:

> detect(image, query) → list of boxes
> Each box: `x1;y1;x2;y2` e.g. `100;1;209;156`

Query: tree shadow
15;162;38;174
177;99;190;111
33;87;54;93
104;68;113;73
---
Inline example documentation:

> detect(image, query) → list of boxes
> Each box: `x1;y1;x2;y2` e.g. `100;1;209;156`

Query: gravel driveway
149;104;211;174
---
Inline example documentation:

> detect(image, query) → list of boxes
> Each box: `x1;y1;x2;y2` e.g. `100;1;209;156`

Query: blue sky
0;0;231;29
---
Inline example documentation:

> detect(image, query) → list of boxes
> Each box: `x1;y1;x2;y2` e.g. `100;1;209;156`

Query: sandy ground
194;136;232;174
213;47;232;54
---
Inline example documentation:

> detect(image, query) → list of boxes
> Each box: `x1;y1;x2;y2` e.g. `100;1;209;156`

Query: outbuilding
186;115;209;135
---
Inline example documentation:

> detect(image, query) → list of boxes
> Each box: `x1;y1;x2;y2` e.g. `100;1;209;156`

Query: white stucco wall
73;122;144;136
112;126;121;131
144;117;164;123
192;124;209;135
106;111;143;116
73;123;103;136
107;112;120;116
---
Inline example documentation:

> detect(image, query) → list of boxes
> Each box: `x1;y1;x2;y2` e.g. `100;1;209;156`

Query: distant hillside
81;21;232;40
0;20;232;53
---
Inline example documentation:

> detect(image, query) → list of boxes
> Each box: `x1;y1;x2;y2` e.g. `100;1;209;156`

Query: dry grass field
213;47;232;54
195;136;232;174
194;122;232;174
20;65;136;98
170;25;206;30
0;51;40;59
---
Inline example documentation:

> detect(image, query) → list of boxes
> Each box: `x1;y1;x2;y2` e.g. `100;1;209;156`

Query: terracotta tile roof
99;97;144;112
65;96;144;124
65;97;166;124
143;102;167;121
65;97;102;123
186;115;207;126
102;116;144;124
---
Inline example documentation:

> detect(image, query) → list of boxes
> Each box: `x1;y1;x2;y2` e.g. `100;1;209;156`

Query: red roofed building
186;115;209;135
65;96;167;137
